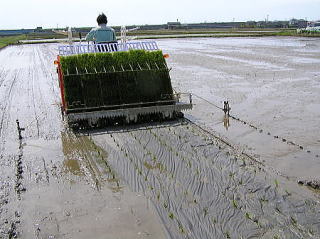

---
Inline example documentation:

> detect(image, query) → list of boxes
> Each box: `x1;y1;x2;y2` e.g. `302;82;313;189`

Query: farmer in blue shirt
86;13;117;51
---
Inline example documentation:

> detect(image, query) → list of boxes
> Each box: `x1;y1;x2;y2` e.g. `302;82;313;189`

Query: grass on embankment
0;35;26;49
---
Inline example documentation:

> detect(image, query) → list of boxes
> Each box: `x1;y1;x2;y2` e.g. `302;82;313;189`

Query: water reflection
223;114;230;130
61;132;84;176
61;132;122;192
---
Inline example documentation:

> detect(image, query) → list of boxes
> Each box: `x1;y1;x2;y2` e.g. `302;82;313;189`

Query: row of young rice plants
108;129;193;238
142;126;260;238
177;123;320;238
60;50;173;109
106;124;319;238
113;126;259;238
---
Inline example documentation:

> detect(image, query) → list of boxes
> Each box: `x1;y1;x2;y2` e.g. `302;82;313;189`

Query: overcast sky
0;0;319;29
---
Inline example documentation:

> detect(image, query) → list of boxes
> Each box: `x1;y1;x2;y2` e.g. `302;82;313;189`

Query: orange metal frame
54;56;67;113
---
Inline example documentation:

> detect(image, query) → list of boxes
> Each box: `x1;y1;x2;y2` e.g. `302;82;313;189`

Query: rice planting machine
55;41;192;128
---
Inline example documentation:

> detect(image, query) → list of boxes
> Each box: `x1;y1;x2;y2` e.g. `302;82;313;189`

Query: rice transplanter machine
55;40;192;127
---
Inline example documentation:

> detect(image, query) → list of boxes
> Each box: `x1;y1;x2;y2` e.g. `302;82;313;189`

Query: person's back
86;13;116;43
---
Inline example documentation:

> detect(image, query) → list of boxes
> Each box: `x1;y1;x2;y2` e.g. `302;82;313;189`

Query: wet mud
0;44;165;238
159;37;320;180
0;39;319;238
92;121;320;238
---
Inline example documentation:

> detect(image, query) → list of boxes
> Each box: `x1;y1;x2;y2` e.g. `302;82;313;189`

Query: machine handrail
58;41;159;56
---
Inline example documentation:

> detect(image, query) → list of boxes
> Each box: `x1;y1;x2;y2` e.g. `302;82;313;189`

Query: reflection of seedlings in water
193;199;197;204
240;159;246;167
188;161;192;168
308;228;314;236
163;201;168;208
178;222;185;234
169;212;174;219
212;217;217;224
275;207;282;214
285;189;291;196
157;192;160;201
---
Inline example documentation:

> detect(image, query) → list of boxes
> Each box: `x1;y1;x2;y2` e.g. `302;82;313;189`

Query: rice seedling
274;179;279;187
178;223;185;234
245;212;252;220
232;199;238;208
203;207;208;217
60;49;174;109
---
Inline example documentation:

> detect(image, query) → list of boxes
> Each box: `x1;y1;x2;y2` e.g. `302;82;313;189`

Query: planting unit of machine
55;41;192;127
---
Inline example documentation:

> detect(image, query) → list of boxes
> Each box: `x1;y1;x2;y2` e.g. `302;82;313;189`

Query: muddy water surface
0;39;319;238
159;37;320;180
0;44;166;238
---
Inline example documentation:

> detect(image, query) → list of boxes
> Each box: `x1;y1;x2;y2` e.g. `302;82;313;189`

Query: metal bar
146;62;151;70
66;103;192;121
65;67;166;76
67;98;181;112
58;41;159;56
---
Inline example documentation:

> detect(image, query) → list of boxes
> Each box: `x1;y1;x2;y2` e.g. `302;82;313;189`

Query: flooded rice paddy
0;37;319;238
